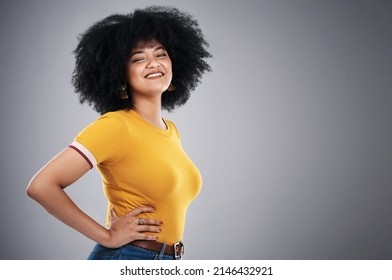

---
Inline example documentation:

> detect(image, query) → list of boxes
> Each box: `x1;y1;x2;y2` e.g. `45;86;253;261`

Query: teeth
146;73;163;78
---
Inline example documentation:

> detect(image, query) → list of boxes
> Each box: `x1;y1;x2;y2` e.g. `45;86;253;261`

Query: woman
26;6;211;260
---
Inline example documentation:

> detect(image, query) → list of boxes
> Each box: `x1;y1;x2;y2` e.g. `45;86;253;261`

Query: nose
146;57;160;69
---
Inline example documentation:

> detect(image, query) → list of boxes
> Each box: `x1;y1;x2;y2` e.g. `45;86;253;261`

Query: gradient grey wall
1;0;391;259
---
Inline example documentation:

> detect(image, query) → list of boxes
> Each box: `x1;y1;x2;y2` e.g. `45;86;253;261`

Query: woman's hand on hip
104;206;162;248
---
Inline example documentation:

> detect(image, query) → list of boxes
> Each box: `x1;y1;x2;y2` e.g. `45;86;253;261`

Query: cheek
127;66;141;85
166;62;173;80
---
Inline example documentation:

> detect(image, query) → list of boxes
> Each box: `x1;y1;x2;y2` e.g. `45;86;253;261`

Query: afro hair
72;6;212;114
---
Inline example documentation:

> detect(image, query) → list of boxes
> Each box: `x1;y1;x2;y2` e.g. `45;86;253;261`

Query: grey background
1;0;391;260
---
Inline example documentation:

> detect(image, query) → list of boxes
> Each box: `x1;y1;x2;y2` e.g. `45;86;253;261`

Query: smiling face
126;40;173;99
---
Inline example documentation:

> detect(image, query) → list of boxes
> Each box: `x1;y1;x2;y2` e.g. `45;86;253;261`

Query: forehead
133;39;164;50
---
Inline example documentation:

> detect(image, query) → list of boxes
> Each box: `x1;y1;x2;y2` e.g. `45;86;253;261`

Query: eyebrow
130;46;166;57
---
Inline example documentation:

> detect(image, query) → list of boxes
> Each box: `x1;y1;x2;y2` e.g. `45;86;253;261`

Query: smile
145;72;164;79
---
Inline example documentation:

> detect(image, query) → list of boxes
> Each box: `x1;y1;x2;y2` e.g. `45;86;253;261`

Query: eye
132;57;144;63
156;52;167;58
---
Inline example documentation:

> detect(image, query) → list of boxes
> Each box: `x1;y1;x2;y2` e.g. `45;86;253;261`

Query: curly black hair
72;6;211;114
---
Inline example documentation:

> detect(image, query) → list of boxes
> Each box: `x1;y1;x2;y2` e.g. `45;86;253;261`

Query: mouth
145;72;164;79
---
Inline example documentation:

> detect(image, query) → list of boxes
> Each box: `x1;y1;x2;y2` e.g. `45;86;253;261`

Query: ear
167;83;176;92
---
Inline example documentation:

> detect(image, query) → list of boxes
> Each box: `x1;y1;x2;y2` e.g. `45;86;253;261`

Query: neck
132;97;166;130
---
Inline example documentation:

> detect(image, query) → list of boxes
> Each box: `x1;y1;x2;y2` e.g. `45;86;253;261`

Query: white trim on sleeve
69;141;97;168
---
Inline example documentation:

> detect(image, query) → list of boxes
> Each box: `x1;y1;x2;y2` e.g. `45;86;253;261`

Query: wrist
97;228;114;248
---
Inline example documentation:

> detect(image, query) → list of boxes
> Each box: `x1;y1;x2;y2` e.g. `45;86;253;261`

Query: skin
26;39;172;249
127;40;173;129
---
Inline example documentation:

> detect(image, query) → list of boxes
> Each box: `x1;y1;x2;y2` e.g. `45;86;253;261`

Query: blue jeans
87;243;179;260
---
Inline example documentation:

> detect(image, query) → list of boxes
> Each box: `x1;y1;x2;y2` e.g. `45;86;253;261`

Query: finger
128;205;155;217
110;207;118;219
137;225;161;233
137;218;163;226
136;233;159;241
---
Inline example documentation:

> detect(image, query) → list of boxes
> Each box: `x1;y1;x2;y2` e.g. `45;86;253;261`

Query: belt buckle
173;241;184;259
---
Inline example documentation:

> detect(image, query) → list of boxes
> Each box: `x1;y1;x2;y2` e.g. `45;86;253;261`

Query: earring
120;83;129;99
167;83;176;92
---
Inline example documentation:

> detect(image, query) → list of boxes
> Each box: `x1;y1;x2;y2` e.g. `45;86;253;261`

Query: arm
26;147;161;248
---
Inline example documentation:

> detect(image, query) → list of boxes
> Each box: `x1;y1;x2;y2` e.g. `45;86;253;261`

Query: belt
130;240;184;258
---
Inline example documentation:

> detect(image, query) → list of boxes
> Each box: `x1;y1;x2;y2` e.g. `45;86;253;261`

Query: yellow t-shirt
70;109;202;245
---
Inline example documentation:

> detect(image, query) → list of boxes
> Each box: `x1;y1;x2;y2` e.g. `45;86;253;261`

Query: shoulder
165;119;181;139
92;110;128;129
98;110;128;122
76;110;129;140
73;110;129;164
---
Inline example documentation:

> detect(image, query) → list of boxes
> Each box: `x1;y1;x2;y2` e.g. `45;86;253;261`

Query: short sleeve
69;112;127;168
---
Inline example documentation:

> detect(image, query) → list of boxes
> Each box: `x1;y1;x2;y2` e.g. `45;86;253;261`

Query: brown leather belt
130;240;184;258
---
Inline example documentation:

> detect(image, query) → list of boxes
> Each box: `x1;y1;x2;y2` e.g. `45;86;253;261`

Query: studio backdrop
1;0;391;259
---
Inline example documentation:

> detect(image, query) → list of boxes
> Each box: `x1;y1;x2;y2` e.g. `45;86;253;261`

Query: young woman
26;6;211;260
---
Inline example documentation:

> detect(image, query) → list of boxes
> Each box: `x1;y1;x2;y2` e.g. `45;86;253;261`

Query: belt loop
157;242;167;260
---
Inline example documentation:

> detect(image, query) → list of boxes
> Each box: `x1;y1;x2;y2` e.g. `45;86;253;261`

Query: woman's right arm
26;147;161;248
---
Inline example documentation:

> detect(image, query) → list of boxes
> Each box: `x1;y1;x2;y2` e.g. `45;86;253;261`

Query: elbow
26;177;40;200
26;173;63;204
26;174;49;201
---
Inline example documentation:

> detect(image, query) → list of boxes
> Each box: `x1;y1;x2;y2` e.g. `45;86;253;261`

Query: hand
104;206;162;248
